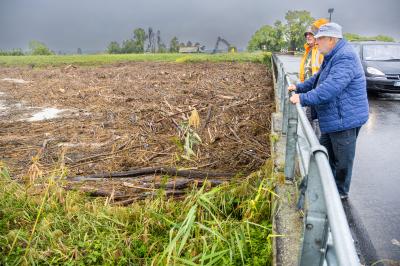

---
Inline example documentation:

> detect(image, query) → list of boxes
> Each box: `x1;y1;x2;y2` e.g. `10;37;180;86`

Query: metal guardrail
272;54;360;266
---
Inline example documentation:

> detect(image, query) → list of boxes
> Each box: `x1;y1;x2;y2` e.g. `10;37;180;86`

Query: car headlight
367;67;385;76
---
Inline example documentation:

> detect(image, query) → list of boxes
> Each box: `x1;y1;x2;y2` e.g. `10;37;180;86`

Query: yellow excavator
212;37;237;53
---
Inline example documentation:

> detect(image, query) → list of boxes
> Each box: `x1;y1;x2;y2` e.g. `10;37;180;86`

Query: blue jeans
319;127;361;196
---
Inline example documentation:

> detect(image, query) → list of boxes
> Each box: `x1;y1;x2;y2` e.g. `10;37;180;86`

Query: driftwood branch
68;167;235;181
155;104;204;123
113;190;187;206
202;105;213;130
127;179;225;190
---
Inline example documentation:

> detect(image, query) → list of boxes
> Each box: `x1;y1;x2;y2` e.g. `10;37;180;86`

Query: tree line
106;27;204;54
0;41;54;56
247;10;395;52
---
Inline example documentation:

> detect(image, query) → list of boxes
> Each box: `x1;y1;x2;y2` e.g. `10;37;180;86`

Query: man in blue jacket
288;23;369;200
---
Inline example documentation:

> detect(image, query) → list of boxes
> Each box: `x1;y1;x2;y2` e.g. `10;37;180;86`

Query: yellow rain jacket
299;43;324;82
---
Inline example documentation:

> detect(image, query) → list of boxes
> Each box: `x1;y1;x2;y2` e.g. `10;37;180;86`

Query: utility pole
328;8;334;22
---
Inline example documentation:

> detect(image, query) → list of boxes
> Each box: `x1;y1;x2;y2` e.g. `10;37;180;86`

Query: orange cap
312;18;329;29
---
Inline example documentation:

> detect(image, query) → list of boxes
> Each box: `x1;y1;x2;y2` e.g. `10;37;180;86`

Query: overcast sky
0;0;399;53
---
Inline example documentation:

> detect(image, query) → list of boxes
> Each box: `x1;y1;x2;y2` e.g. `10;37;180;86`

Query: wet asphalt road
345;93;400;265
276;55;400;265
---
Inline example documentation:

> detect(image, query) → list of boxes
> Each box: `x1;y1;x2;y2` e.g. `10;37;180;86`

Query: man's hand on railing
290;94;300;104
288;84;297;92
288;84;299;104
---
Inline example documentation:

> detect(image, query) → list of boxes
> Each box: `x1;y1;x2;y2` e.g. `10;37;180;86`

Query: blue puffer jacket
297;39;369;133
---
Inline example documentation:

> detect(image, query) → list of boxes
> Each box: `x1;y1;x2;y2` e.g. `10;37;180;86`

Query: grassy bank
0;160;277;265
0;52;271;67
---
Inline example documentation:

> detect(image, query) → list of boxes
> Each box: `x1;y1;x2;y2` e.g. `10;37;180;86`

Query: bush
29;40;53;55
0;49;24;56
344;33;395;42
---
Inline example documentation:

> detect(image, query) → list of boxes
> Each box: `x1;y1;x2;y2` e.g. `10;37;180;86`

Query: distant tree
179;42;186;48
344;33;395;42
0;48;24;56
121;39;136;53
156;30;167;53
133;28;147;53
248;10;314;52
247;21;287;52
374;35;395;42
247;25;275;52
77;48;82;54
158;43;167;53
107;41;121;54
274;20;287;48
146;27;156;53
284;10;314;52
169;36;180;52
29;40;53;55
12;48;24;56
186;41;193;47
344;33;366;41
156;30;161;51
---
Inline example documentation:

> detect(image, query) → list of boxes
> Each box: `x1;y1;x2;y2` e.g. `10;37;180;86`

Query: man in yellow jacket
299;18;329;137
299;18;329;82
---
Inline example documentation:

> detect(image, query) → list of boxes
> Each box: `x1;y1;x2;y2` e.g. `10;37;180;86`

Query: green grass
0;52;271;67
0;160;277;265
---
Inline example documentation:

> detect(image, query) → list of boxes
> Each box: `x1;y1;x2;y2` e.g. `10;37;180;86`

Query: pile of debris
0;62;274;202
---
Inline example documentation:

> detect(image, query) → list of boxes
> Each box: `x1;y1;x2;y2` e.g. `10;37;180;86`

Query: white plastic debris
28;108;64;121
1;78;30;84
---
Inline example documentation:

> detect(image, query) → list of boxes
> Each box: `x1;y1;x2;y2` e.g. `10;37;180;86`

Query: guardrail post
299;153;329;266
281;66;289;134
280;63;286;117
284;83;298;180
275;58;283;113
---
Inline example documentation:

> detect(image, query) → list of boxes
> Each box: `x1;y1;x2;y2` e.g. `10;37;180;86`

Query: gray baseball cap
314;22;343;39
304;26;314;37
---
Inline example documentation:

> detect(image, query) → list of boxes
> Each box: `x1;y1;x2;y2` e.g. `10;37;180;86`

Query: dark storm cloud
0;0;399;52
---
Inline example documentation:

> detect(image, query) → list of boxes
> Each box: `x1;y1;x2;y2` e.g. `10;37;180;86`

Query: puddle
1;78;30;84
27;107;66;121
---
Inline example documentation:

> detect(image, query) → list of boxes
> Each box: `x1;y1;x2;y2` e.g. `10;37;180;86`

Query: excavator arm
212;37;236;53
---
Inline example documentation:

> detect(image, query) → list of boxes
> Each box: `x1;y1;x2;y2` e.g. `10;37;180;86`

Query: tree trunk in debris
68;167;235;181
